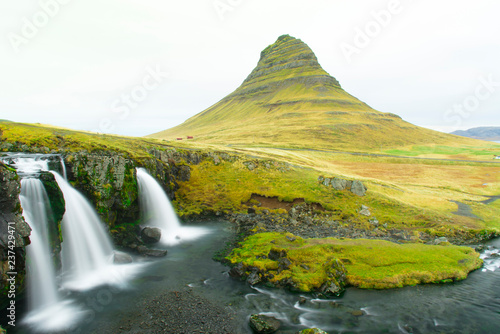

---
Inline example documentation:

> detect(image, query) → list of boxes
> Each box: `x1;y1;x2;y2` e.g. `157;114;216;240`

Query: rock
298;329;328;334
244;161;257;171
299;297;307;305
351;180;367;196
369;218;379;226
278;257;292;271
300;264;310;270
331;177;348;191
229;262;245;278
268;248;287;261
141;227;162;244
359;205;371;217
285;235;296;242
247;271;261;286
322;178;331;187
351;310;364;316
249;314;281;334
137;246;167;257
488;252;500;258
433;237;449;245
248;207;256;214
113;251;133;264
319;281;342;296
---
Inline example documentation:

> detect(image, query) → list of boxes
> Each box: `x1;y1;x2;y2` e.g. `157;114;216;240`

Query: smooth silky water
6;218;500;334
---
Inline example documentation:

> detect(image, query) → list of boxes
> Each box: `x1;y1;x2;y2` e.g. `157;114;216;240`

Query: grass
0;121;169;161
227;232;483;290
384;143;500;161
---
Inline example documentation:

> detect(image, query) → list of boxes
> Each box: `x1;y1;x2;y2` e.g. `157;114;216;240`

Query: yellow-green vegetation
0;121;164;161
150;35;487;155
175;152;500;237
384;143;500;161
227;232;483;290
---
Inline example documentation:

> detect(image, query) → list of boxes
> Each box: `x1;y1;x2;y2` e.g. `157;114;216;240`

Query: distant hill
451;127;500;141
150;35;480;151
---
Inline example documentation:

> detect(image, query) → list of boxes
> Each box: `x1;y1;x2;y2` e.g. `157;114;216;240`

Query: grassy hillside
150;35;485;153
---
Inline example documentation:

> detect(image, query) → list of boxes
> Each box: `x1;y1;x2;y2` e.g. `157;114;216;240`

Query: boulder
268;248;287;261
322;178;331;187
141;227;162;244
229;262;245;278
331;177;348;191
113;251;133;264
359;205;371;217
433;237;449;245
249;314;281;334
350;180;367;196
298;329;328;334
137;246;167;257
247;271;261;286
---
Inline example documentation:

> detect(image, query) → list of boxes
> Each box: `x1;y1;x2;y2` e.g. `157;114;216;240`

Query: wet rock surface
249;314;281;334
141;227;162;244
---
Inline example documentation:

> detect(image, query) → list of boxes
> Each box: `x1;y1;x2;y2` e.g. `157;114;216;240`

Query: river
6;221;500;333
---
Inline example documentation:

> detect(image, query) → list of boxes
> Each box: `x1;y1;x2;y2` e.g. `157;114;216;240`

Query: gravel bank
97;288;243;334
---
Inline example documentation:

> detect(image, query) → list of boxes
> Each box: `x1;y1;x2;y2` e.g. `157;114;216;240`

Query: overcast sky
1;0;499;137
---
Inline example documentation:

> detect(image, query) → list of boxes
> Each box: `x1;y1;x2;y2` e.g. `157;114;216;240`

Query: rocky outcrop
298;329;328;334
0;163;31;306
249;314;281;334
318;176;367;196
140;227;162;244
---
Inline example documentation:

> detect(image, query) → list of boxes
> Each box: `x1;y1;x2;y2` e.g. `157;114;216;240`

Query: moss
228;232;483;290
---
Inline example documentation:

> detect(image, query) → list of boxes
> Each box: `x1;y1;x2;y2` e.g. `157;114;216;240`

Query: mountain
451;127;500;141
150;35;479;150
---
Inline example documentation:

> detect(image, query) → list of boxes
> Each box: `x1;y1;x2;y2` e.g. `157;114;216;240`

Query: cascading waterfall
20;179;60;310
2;153;143;330
136;168;210;245
9;161;84;332
51;172;133;290
60;155;67;179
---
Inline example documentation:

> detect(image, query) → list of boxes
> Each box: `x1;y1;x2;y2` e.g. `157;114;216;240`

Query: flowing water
52;172;142;291
8;220;500;334
19;178;84;332
136;167;210;245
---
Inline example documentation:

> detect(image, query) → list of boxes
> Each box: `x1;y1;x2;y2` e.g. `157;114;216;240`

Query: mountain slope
452;127;500;141
150;35;480;151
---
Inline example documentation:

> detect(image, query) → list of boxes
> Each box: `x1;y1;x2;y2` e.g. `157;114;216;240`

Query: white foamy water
20;178;85;331
481;246;500;272
52;172;143;290
136;167;210;246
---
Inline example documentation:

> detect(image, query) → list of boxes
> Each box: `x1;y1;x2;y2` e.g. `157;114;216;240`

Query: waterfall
60;155;67;179
19;179;83;332
136;168;210;245
20;179;60;309
51;172;118;289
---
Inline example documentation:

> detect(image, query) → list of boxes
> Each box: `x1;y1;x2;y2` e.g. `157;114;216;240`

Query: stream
5;220;498;334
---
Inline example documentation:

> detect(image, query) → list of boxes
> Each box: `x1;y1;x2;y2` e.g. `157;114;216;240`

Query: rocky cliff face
0;164;31;306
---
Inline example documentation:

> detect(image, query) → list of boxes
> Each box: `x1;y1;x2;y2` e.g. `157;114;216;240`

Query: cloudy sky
1;0;499;136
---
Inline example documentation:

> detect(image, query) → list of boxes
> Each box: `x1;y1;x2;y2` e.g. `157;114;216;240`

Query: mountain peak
240;35;340;89
150;35;461;151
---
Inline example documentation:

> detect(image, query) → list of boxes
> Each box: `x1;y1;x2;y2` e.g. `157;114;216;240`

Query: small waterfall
18;176;83;332
60;155;67;179
20;179;60;309
51;172;117;289
136;168;210;245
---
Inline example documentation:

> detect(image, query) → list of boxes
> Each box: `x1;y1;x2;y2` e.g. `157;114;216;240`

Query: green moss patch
227;232;482;290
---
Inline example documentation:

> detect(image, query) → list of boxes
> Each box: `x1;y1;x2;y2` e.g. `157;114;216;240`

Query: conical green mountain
150;35;476;150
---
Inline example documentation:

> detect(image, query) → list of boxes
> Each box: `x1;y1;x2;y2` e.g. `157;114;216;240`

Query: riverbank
98;288;241;334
